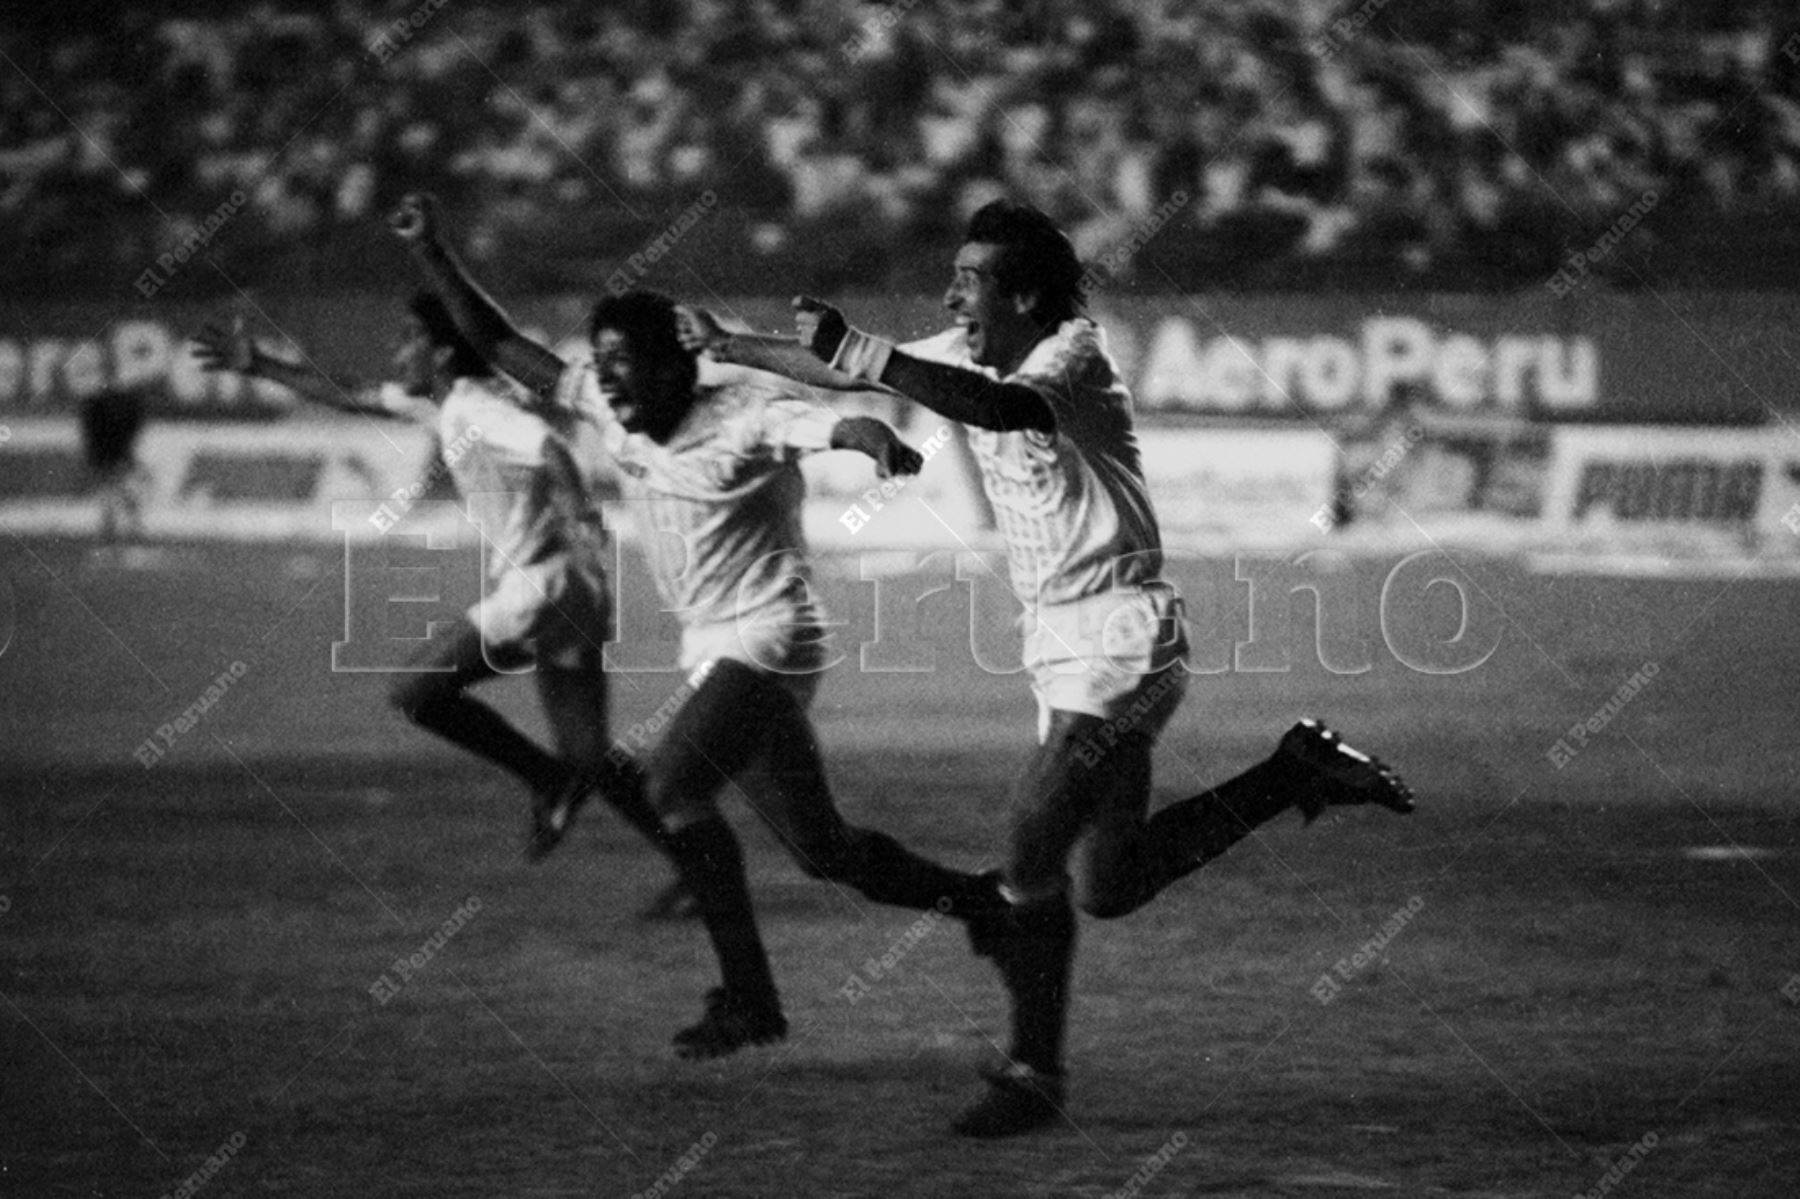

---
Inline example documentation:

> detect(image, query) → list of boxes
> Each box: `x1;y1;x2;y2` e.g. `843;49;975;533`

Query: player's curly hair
408;292;489;379
587;290;696;377
965;200;1087;327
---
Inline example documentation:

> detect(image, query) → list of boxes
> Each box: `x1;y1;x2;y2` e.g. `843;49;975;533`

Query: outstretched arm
792;296;1053;434
389;193;565;396
828;415;923;479
675;305;873;390
872;352;1054;434
191;316;391;416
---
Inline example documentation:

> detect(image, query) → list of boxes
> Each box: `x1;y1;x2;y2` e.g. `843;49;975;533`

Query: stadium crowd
5;0;1799;293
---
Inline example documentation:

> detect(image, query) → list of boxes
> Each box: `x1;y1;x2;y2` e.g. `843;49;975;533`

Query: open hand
190;315;256;374
674;305;727;355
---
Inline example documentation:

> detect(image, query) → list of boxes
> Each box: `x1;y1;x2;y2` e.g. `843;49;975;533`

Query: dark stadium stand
4;0;1800;295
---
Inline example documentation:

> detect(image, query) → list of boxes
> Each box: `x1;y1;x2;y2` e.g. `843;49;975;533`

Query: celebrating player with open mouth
191;293;688;916
389;193;1028;1064
683;198;1416;1136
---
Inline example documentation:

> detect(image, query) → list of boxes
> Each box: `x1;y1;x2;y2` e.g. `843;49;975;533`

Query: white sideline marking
1682;846;1782;862
1527;554;1800;579
283;787;395;807
1280;1171;1398;1189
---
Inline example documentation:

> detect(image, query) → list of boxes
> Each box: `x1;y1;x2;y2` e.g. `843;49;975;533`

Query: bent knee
1077;892;1137;920
1074;874;1150;920
644;765;730;828
642;773;687;819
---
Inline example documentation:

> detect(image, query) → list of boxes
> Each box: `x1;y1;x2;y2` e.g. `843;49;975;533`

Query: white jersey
381;376;608;589
901;318;1163;609
553;362;837;631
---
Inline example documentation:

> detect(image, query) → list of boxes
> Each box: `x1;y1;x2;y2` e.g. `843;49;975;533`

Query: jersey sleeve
898;327;970;367
1006;320;1115;443
373;382;437;425
545;358;626;437
549;359;595;416
755;396;841;456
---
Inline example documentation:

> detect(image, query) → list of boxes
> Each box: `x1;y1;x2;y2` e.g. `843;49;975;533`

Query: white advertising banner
1542;426;1794;539
0;419;440;541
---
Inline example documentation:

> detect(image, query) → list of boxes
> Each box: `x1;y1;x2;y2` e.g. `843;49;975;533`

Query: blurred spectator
2;0;1798;293
79;387;150;544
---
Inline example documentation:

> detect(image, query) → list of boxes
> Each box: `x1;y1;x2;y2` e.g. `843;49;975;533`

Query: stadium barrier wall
0;418;437;541
2;292;1792;426
1133;425;1337;550
1538;425;1800;557
7;415;1796;564
5;291;1797;561
7;410;1792;561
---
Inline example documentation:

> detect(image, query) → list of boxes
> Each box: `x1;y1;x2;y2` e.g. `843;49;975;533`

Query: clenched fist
791;295;848;362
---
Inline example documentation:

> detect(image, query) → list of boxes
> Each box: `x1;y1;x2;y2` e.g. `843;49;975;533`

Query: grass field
2;537;1797;1197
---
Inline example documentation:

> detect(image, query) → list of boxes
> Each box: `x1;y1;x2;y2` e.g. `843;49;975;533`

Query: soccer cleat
1279;719;1414;821
638;878;702;922
672;987;787;1060
951;1062;1066;1138
527;776;589;862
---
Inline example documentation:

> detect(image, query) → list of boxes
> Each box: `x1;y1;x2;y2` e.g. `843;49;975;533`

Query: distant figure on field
79;387;150;544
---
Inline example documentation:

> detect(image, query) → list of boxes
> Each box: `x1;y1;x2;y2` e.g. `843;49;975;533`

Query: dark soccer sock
666;816;779;1005
1001;894;1077;1077
590;751;672;853
1143;757;1295;889
405;693;566;796
847;830;1008;918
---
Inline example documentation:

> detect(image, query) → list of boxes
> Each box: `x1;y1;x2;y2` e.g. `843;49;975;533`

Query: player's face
593;327;689;439
944;242;1037;371
392;315;438;398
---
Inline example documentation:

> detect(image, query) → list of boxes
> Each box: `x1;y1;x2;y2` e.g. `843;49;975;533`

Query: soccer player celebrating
682;199;1415;1136
190;299;688;913
79;387;150;552
388;193;1019;1064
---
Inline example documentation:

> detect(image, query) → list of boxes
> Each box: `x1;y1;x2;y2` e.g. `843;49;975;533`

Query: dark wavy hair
964;199;1087;326
587;290;691;366
408;291;489;378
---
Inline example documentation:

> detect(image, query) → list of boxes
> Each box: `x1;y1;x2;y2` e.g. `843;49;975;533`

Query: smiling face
943;241;1040;371
592;326;692;440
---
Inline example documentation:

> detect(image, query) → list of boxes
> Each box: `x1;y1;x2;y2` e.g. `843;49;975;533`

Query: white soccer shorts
1024;582;1189;744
